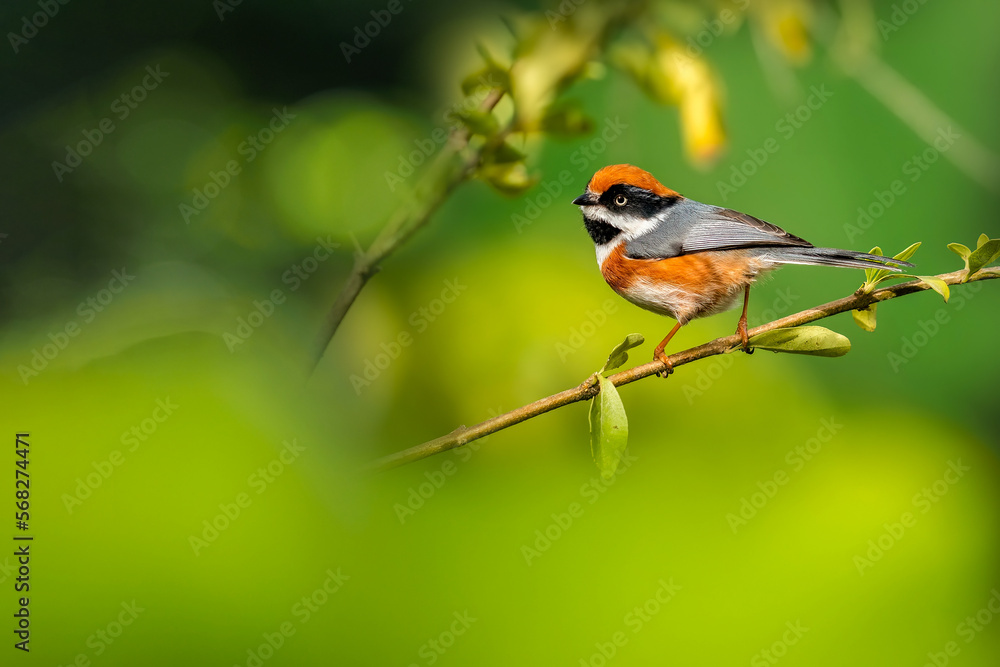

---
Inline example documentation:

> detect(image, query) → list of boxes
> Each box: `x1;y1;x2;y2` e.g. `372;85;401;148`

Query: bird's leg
653;322;683;377
736;286;752;354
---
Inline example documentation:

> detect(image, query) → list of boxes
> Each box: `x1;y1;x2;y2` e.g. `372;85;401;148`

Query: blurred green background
1;0;998;665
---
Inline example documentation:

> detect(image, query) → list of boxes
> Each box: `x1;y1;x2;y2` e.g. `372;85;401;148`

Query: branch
368;267;1000;472
309;89;505;372
310;0;648;371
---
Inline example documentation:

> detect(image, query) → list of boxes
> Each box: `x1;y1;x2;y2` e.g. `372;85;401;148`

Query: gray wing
625;199;813;260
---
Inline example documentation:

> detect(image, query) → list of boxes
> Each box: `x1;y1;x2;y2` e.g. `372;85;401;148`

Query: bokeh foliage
1;0;998;665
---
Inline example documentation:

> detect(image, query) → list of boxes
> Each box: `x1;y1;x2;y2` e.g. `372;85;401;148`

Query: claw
736;286;753;354
736;318;750;351
654;350;674;378
652;321;683;378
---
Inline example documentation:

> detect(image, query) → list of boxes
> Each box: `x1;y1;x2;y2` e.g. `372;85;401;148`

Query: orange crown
587;164;680;198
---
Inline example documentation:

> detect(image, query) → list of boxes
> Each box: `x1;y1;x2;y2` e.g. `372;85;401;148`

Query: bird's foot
654;350;674;378
736;317;753;354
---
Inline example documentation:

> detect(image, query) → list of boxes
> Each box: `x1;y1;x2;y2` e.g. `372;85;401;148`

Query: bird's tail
765;247;915;272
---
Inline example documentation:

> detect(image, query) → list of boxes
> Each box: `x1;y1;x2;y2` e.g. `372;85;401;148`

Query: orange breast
601;244;770;323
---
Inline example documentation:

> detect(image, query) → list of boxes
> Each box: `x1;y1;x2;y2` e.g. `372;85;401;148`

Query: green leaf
479;163;535;196
588;375;629;479
967;238;1000;277
486;141;526;165
460;64;510;96
748;326;851;357
916;276;950;302
609;42;661;103
600;333;644;374
977;234;989;249
947;242;971;260
456;110;499;137
863;246;883;284
893;241;921;263
475;41;503;69
866;242;920;289
852;305;877;332
461;69;486;96
470;42;512;93
541;100;594;137
947;242;972;277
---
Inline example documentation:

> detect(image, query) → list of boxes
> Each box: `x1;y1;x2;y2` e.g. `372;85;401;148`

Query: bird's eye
614;195;627;206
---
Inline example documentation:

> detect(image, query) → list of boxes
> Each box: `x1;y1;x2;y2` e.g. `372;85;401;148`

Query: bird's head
573;164;682;245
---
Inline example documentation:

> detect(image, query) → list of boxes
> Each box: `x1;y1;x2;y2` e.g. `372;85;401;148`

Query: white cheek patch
620;214;661;241
578;205;615;226
580;205;659;241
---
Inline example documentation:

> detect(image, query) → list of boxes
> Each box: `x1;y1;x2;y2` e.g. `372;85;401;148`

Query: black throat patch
583;216;622;245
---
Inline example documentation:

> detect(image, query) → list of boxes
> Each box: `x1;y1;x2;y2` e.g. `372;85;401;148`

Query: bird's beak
572;192;598;206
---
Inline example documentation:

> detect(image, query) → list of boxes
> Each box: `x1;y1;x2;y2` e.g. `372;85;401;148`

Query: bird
572;164;913;373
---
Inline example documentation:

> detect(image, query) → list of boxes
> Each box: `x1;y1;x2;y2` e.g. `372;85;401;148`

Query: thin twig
368;267;999;472
309;89;505;372
310;0;648;372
